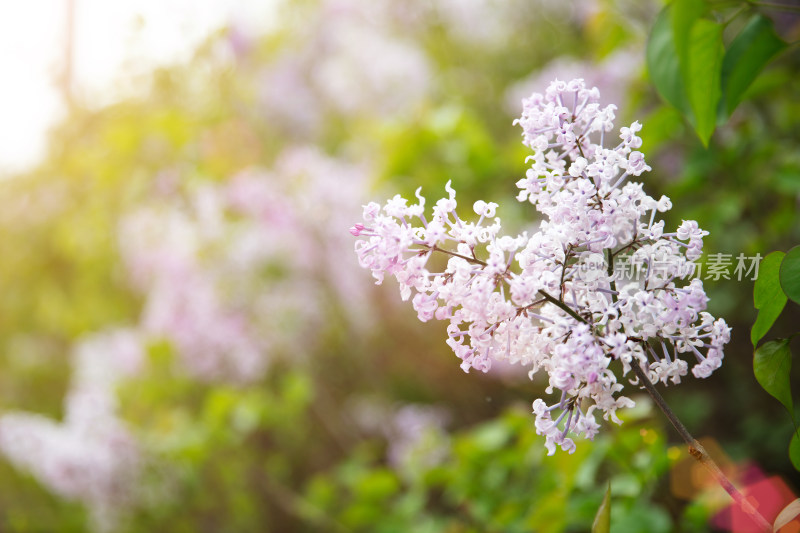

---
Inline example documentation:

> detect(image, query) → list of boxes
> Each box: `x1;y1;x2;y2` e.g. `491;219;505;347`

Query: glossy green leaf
790;432;800;473
592;483;611;533
671;0;705;76
753;338;793;416
720;14;787;118
686;18;724;146
779;245;800;305
752;251;787;346
647;6;690;115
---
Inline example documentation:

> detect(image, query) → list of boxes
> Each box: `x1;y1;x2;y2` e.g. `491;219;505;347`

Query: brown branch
630;363;771;532
416;244;488;266
537;289;588;325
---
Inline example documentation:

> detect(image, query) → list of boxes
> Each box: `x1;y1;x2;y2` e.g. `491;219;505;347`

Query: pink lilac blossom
505;49;640;118
351;400;450;478
385;405;450;476
312;23;430;117
352;78;729;455
258;0;431;136
0;148;372;528
434;0;517;47
120;146;372;382
433;0;574;49
119;196;269;382
0;330;143;532
259;55;323;138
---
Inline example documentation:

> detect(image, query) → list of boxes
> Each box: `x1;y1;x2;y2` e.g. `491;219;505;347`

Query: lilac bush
0;147;372;530
120;147;372;382
0;330;143;532
351;79;730;455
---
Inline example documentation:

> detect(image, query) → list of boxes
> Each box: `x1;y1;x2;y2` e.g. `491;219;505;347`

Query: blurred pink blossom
119;147;372;382
505;49;641;117
258;0;431;137
0;330;143;532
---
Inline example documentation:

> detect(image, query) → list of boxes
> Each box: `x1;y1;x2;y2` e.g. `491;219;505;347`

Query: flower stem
537;289;586;324
428;245;487;266
750;1;800;14
630;363;772;532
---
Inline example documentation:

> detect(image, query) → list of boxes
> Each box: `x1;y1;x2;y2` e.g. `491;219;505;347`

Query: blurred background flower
0;1;798;531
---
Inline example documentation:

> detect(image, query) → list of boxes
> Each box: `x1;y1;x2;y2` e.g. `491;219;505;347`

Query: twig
749;0;800;14
537;289;587;324
630;363;772;532
423;244;488;266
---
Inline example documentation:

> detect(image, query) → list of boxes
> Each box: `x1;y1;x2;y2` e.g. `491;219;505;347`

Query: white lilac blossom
351;79;730;455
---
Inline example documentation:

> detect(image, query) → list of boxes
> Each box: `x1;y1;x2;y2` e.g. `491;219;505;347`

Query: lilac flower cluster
0;147;373;531
505;48;639;118
259;0;431;137
352;79;730;455
121;147;371;382
0;330;143;532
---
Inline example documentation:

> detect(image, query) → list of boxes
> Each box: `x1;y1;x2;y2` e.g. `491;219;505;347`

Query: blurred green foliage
750;246;800;471
0;0;798;531
647;0;787;145
303;405;679;533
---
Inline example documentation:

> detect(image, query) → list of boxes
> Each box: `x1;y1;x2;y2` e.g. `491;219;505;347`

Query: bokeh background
0;1;799;531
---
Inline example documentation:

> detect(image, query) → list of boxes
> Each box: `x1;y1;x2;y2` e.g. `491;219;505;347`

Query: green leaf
686;19;724;146
780;245;800;305
753;338;793;416
647;6;690;115
752;251;787;346
648;4;726;145
790;432;800;472
592;483;611;533
720;14;787;119
671;0;705;75
354;469;400;502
